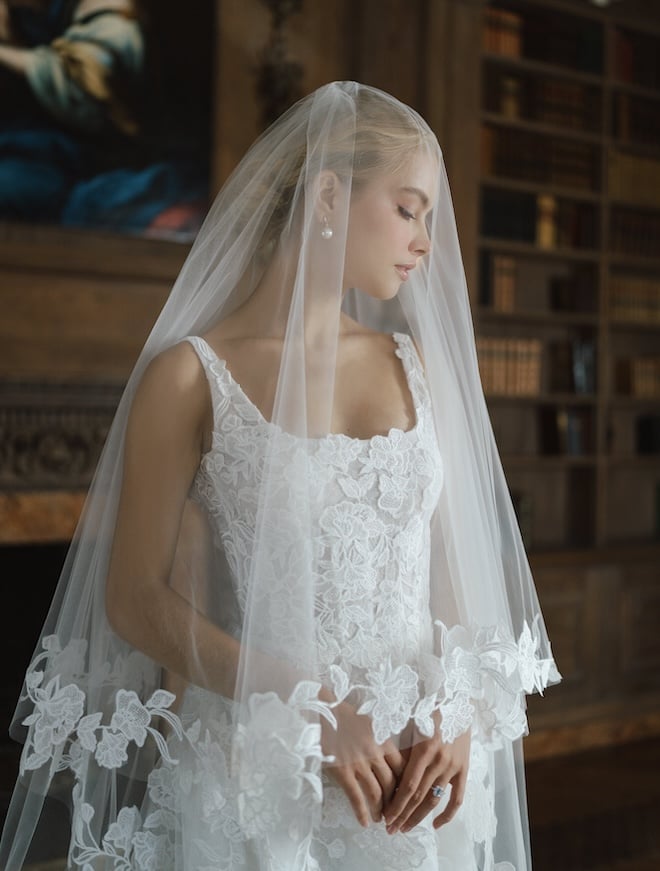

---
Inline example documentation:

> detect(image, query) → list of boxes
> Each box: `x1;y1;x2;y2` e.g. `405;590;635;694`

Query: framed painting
0;0;215;241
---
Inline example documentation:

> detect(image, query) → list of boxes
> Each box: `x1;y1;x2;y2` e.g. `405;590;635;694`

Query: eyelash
398;206;415;221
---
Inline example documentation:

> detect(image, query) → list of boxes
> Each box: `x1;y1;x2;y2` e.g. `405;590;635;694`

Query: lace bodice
187;333;444;685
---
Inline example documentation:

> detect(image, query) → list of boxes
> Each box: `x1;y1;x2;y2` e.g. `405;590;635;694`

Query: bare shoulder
137;341;207;398
129;341;211;440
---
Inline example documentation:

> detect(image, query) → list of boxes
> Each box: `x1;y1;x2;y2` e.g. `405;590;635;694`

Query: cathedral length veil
1;82;559;870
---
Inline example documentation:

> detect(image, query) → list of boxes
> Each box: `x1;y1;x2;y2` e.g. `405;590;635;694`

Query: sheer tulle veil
1;81;559;870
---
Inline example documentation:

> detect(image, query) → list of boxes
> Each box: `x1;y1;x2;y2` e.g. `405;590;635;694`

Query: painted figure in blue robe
0;0;209;237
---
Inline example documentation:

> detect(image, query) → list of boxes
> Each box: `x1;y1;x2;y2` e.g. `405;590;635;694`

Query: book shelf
478;0;660;553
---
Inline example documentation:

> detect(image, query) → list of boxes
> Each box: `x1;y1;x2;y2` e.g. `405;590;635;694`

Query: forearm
108;580;316;703
0;43;30;75
108;580;241;698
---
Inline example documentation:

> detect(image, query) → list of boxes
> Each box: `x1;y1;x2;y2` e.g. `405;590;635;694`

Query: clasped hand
322;702;470;834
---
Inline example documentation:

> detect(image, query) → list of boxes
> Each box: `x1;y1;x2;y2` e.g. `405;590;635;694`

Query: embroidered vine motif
412;616;557;747
71;783;176;871
20;635;183;776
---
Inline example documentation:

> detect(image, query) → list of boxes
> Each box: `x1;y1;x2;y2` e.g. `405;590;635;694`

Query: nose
411;223;431;257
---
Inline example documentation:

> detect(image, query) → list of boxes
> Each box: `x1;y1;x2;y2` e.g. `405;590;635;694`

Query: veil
1;82;559;871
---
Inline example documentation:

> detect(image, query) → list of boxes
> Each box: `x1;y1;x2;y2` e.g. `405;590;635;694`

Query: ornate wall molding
0;380;122;491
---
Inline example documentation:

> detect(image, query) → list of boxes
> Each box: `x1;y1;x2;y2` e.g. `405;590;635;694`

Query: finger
383;755;431;828
383;747;406;779
356;765;385;822
433;771;466;829
335;769;371;828
393;770;448;832
371;759;397;805
400;788;446;833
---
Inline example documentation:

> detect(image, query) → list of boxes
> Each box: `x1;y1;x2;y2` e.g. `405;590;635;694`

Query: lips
395;264;415;282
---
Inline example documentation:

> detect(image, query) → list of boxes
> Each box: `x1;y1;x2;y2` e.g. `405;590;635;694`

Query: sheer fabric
1;82;559;871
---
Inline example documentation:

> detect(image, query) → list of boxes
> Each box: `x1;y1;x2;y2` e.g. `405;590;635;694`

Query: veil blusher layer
1;82;558;871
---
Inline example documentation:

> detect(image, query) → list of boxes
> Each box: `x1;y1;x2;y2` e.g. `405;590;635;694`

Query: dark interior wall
0;544;68;822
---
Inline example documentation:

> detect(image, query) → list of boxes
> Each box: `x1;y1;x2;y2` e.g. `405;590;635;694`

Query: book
532;78;595;132
539;406;591;455
547;339;596;394
572;340;596;394
477;337;542;396
610;273;660;324
500;75;522;119
611;208;660;259
614;27;660;90
609;152;660;210
614;94;660;148
617;356;660;398
483;9;522;58
547;340;574;393
492;255;516;311
524;10;601;74
614;29;633;83
487;128;596;190
550;269;597;314
536;195;557;249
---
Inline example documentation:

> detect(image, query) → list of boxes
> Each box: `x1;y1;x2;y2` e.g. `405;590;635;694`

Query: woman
0;82;559;870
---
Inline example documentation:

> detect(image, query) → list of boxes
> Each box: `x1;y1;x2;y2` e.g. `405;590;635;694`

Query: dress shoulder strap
181;335;231;430
393;332;431;415
182;336;266;432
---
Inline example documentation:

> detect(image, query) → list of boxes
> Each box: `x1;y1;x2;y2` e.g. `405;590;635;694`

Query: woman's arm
0;43;30;74
105;342;241;699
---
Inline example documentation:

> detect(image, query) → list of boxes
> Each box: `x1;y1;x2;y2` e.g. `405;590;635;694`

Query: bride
0;81;559;871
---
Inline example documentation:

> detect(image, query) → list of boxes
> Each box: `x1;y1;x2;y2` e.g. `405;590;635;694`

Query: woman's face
342;151;436;299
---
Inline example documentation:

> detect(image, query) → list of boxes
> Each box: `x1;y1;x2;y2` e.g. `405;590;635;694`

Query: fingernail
401;825;410;833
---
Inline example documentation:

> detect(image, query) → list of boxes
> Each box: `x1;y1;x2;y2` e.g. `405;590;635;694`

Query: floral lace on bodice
187;331;444;685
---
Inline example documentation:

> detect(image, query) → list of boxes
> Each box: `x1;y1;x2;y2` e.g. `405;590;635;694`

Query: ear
314;170;342;221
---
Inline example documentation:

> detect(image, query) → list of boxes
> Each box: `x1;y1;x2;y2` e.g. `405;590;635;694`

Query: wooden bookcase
477;0;660;554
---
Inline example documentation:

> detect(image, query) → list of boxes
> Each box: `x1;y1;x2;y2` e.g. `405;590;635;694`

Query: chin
383;285;403;301
363;284;401;302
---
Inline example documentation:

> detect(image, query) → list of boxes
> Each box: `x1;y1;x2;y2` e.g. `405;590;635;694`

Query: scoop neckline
190;331;423;445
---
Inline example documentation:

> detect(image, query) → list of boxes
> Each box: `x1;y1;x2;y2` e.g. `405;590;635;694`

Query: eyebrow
400;186;430;208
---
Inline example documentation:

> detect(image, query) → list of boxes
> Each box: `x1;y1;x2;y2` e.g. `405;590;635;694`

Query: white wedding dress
136;332;488;870
18;332;531;870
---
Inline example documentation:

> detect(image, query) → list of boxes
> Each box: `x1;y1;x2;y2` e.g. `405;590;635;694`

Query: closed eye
398;205;415;221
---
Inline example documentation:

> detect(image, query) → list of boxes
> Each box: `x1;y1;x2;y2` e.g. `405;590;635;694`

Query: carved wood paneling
0;380;121;491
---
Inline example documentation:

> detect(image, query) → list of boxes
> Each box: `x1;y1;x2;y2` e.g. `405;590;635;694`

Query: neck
232;241;347;348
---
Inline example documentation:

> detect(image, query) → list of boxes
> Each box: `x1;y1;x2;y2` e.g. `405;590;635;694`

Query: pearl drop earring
321;216;333;240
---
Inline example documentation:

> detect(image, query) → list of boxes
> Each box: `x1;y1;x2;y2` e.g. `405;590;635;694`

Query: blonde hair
245;85;437;256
